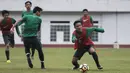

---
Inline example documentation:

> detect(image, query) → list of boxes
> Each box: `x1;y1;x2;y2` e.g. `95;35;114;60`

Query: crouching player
72;20;104;70
11;6;45;69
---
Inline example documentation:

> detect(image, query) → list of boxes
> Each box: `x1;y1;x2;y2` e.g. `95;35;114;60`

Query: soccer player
0;10;16;63
11;6;45;69
71;20;103;70
80;9;93;27
22;1;35;59
80;9;95;53
22;1;33;17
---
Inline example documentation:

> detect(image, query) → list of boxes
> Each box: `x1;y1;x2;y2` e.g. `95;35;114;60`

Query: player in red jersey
80;9;93;27
0;10;16;63
72;20;103;70
80;9;96;51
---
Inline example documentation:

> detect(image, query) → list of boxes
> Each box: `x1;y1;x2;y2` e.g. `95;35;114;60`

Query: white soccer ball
79;64;89;72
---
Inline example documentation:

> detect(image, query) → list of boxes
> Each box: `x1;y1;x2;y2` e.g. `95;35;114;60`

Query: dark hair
73;20;82;26
82;9;88;12
1;10;9;16
33;6;42;13
25;1;32;5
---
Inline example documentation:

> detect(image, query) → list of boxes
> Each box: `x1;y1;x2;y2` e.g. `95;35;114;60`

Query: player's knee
5;48;9;51
5;45;9;51
5;44;9;47
89;47;96;54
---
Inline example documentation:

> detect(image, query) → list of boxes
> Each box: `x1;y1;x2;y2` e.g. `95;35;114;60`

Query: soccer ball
79;64;89;73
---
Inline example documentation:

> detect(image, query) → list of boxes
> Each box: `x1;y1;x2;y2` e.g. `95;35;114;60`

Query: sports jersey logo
83;19;88;22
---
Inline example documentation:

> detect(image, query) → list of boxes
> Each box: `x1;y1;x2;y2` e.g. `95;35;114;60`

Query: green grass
0;48;130;73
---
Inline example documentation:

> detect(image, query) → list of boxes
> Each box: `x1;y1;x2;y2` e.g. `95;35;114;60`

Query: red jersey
0;17;16;34
73;28;94;50
81;15;93;27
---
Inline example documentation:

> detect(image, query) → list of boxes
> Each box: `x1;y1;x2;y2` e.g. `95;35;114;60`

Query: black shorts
73;45;93;60
23;36;42;51
2;33;15;47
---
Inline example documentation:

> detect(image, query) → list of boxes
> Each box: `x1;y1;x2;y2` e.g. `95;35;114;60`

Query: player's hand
21;37;23;41
10;27;14;34
18;34;22;37
78;38;82;43
100;30;105;33
19;34;23;41
78;39;81;43
72;38;77;43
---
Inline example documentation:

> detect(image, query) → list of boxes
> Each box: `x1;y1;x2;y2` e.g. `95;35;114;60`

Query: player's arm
11;16;26;29
90;16;93;26
15;20;25;37
72;34;77;43
21;11;24;17
10;18;16;33
14;16;26;37
0;24;1;31
86;27;104;37
94;28;104;33
15;20;23;36
0;19;3;31
79;17;83;25
12;18;16;24
38;19;42;31
0;21;1;31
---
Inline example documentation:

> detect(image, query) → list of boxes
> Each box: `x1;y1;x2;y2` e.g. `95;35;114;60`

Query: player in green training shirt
11;6;45;69
21;1;35;60
71;20;104;70
22;1;33;17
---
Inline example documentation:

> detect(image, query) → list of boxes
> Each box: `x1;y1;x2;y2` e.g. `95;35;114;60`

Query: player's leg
33;38;45;69
2;34;11;63
31;32;40;59
23;37;33;68
88;45;103;70
8;33;15;48
72;57;79;70
72;49;85;70
31;46;35;59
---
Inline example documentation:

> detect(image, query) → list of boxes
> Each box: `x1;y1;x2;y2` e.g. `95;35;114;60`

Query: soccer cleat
28;63;33;68
41;67;46;69
27;58;33;68
41;62;45;69
6;60;11;63
97;66;103;70
72;66;79;70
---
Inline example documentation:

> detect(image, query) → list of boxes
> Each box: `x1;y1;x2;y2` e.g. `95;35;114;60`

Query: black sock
26;53;33;68
72;60;79;67
26;53;32;64
26;53;31;61
92;52;100;67
5;50;10;60
37;49;45;68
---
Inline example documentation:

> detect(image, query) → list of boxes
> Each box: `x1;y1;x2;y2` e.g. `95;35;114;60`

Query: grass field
0;48;130;73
